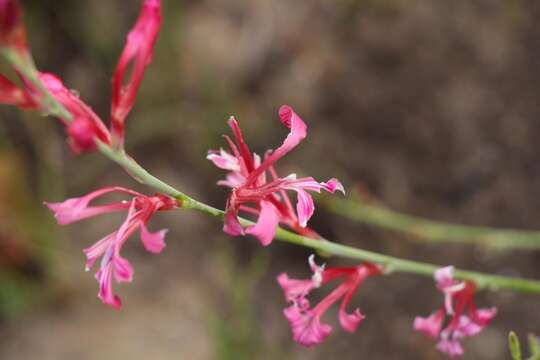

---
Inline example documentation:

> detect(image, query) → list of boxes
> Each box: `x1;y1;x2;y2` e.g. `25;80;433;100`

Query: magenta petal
436;339;464;358
207;149;240;172
244;105;308;185
413;310;444;338
223;208;244;236
283;305;332;348
95;263;122;309
475;307;497;324
277;273;314;309
295;189;315;228
435;266;455;286
83;233;115;270
140;223;167;253
113;255;134;283
339;307;365;333
321;178;345;194
246;200;279;246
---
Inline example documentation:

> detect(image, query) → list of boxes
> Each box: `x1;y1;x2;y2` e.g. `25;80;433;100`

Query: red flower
110;0;161;144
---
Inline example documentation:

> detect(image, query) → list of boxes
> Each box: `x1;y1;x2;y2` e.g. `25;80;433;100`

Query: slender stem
2;48;72;121
324;196;540;251
95;142;540;294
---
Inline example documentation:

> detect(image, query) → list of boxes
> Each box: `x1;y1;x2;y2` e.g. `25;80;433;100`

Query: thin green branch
4;47;539;295
95;143;540;294
324;196;540;251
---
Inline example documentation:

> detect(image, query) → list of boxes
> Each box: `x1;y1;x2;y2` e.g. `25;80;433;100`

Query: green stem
2;48;72;121
96;142;540;294
324;196;540;251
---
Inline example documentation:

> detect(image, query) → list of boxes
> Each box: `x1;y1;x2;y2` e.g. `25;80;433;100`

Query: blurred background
0;0;539;359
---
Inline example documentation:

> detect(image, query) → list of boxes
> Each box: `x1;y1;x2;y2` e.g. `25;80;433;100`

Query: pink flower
208;105;345;246
277;255;381;347
110;0;161;143
39;73;111;153
45;187;177;308
413;266;497;357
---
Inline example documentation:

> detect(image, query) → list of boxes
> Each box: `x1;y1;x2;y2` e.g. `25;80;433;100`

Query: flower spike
111;0;161;144
277;256;381;347
414;266;497;357
208;106;345;245
45;187;177;308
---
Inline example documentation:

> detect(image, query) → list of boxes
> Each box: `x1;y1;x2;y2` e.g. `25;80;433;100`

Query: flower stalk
325;194;540;251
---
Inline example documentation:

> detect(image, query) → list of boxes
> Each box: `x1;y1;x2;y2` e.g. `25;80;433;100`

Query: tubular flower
207;105;345;246
45;187;177;308
413;266;497;358
277;255;381;347
111;0;161;143
39;73;111;152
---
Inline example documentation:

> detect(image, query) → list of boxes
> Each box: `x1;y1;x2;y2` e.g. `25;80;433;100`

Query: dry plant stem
325;197;540;251
8;51;540;295
96;141;540;294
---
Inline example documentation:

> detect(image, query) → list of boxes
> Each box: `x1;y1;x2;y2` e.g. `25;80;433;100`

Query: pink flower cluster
277;255;381;347
414;266;497;357
46;187;177;308
0;0;161;152
208;106;345;245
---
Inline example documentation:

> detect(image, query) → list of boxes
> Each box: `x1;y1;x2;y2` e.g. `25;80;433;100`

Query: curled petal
283;305;332;348
246;200;280;246
0;74;34;108
413;310;445;339
320;178;345;194
245;105;308;185
140;223;167;253
295;189;315;228
0;0;26;49
339;307;365;333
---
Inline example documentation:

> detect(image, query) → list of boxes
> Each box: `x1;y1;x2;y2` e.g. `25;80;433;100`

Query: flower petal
223;207;244;236
436;339;464;358
283;305;332;348
295;189;315;228
111;0;161;138
245;105;308;185
95;262;122;309
339;307;365;333
140;223;167;253
320;178;345;194
413;310;445;339
113;255;134;283
277;273;314;309
245;200;280;246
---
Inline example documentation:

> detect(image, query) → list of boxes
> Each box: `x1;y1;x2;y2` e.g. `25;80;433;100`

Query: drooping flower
110;0;161;143
277;255;381;347
207;105;345;246
45;186;177;308
39;73;111;152
413;266;497;358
